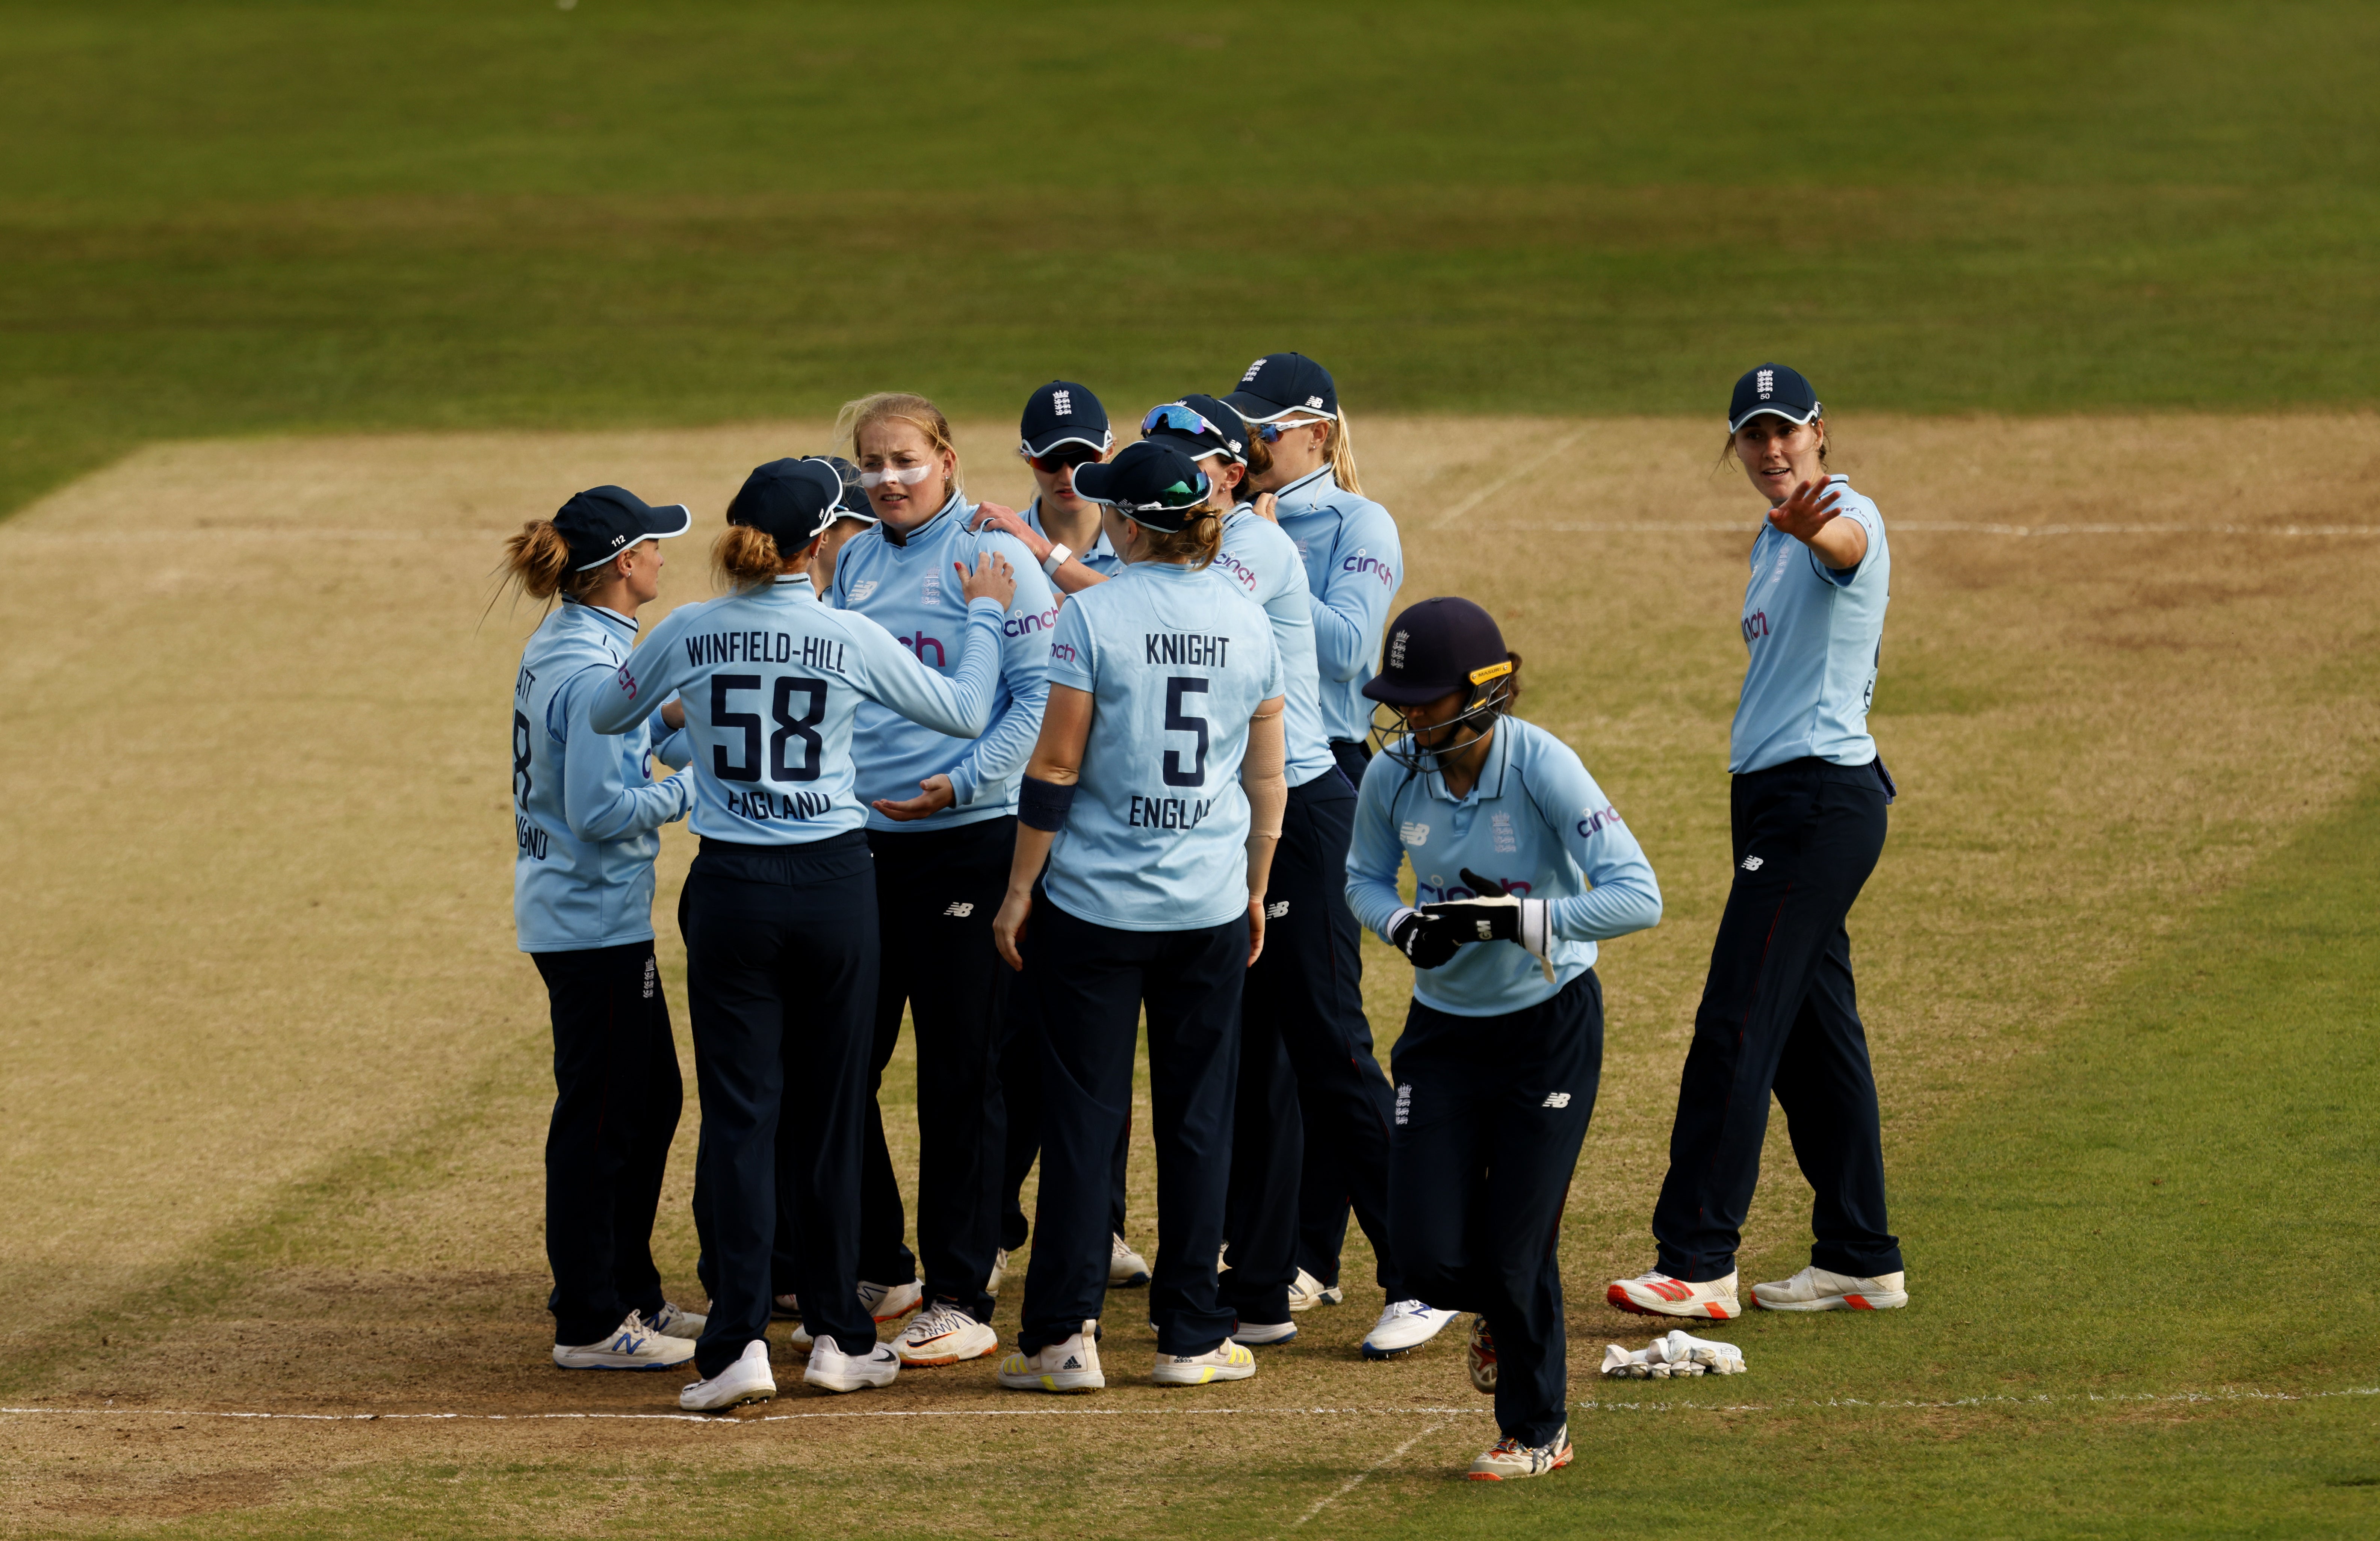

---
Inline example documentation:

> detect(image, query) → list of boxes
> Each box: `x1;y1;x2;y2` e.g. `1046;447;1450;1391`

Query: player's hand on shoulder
959;552;1018;610
1253;491;1279;524
969;502;1041;553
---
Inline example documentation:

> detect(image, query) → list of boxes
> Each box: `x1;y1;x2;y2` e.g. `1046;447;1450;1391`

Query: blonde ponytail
501;519;594;601
1141;508;1223;571
713;524;787;595
1325;409;1364;497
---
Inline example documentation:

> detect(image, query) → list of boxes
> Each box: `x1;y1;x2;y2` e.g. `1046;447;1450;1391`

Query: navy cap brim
1726;401;1823;434
1020;428;1113;458
1361;673;1467;706
572;502;693;569
1220;389;1308;423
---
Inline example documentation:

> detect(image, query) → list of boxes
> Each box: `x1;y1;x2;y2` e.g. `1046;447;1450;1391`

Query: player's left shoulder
1826;475;1884;527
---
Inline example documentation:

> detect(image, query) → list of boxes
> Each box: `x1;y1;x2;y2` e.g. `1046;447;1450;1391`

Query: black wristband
1018;774;1077;832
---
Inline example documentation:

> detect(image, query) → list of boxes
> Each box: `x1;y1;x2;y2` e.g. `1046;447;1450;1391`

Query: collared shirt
1042;561;1285;933
590;575;1008;845
1730;475;1891;773
1269;466;1402;744
1217;505;1335;788
1022;497;1124;581
512;597;693;952
1346;718;1662;1016
827;492;1058;829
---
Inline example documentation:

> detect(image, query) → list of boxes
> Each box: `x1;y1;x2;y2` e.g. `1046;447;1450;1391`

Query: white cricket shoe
679;1338;774;1411
987;1248;1009;1296
996;1319;1105;1393
1286;1268;1343;1311
783;1318;813;1353
1230;1319;1298;1346
895;1301;1000;1366
1152;1340;1257;1385
858;1277;924;1322
553;1310;696;1371
1753;1265;1909;1312
804;1335;900;1393
1467;1316;1497;1394
1109;1234;1152;1287
1606;1270;1740;1320
649;1301;706;1339
770;1292;801;1321
1362;1300;1459;1358
1468;1424;1572;1481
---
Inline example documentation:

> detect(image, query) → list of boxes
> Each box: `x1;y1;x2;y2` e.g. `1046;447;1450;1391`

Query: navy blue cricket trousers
1390;969;1603;1448
1652;757;1901;1282
1282;755;1406;1303
996;879;1133;1267
532;941;682;1347
680;833;879;1377
1016;901;1246;1357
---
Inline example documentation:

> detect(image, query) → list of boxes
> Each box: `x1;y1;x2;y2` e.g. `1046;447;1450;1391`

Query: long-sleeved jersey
590;575;1006;845
1043;561;1284;933
1347;717;1662;1016
827;492;1055;830
512;598;693;952
1270;465;1402;746
1731;475;1891;774
1215;507;1335;789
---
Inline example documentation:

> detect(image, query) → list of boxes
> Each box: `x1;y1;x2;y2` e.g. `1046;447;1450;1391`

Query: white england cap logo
1389;628;1409;667
1756;367;1775;399
1242;358;1266;382
1052;389;1072;416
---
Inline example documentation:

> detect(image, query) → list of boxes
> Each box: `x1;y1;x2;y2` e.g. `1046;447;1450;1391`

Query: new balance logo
1542;1092;1571;1109
943;902;975;917
848;580;879;602
1399;821;1429;846
1266;900;1290;919
1740;855;1764;871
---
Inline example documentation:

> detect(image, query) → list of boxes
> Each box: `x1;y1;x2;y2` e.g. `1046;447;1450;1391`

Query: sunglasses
1022;442;1105;474
1141;402;1228;442
857;462;937;489
1255;416;1329;444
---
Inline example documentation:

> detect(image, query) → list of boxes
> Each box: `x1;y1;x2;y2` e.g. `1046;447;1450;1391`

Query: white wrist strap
1042;543;1071;576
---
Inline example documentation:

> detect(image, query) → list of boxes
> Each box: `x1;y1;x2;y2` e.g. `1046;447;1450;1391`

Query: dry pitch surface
3;414;2378;1533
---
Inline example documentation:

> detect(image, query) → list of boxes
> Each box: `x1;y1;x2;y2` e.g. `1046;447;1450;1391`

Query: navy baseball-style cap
554;485;693;571
1222;352;1337;423
1727;363;1822;433
1363;597;1512;706
727;458;849;557
1019;380;1113;458
1140;393;1250;465
812;455;878;526
1071;440;1213;530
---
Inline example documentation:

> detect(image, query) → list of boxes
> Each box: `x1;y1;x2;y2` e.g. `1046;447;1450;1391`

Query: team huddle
501;355;1906;1482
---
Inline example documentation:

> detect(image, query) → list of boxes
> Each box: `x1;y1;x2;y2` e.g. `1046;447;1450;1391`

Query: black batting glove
1390;910;1466;970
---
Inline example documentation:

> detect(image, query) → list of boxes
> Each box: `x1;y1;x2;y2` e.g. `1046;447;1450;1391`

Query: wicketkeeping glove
1421;868;1555;983
1599;1330;1746;1379
1388;910;1466;970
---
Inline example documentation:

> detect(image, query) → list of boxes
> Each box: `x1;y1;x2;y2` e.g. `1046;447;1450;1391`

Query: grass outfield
4;2;2378;516
2;415;2375;1536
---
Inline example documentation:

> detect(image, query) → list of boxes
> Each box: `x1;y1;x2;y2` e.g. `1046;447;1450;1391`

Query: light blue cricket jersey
512;598;694;953
590;575;1007;845
1730;475;1891;774
829;493;1057;830
1271;466;1402;745
1216;506;1336;789
1347;718;1662;1016
1022;497;1124;580
1043;561;1285;933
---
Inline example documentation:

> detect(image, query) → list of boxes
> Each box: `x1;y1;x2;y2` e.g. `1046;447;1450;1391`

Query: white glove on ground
1600;1329;1746;1379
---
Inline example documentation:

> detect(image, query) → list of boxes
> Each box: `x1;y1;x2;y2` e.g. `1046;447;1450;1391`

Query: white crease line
6;1385;2372;1426
1429;427;1591;529
1476;521;2380;536
1287;1414;1456;1531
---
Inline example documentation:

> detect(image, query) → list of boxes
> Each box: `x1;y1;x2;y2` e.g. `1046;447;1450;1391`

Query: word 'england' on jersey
828;494;1057;831
1040;562;1285;933
1346;717;1662;1016
591;575;1011;847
